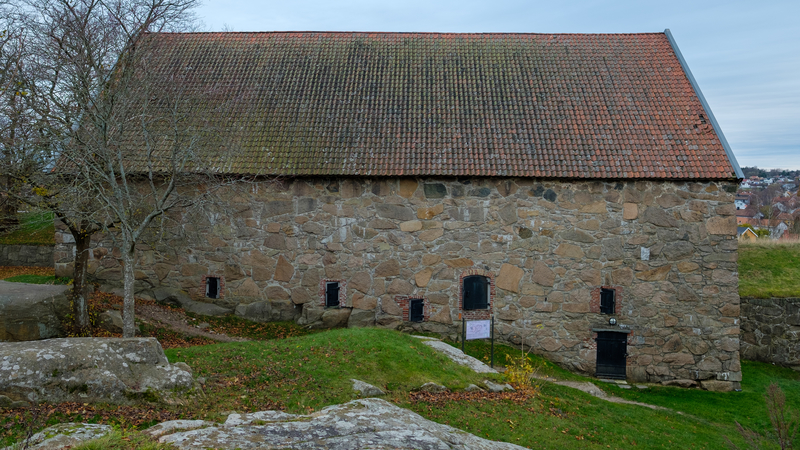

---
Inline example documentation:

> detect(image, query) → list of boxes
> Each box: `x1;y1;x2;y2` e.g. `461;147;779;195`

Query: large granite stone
0;337;194;404
158;398;526;449
0;281;70;342
235;300;300;322
1;423;112;450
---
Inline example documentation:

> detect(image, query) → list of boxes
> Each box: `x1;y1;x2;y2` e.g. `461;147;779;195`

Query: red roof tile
139;31;738;179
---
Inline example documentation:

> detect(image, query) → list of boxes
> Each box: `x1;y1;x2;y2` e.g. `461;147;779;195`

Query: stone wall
740;297;800;370
0;244;54;267
55;177;741;387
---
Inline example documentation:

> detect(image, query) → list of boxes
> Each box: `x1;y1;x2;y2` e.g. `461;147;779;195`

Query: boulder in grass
1;423;112;450
417;382;448;393
158;398;528;450
0;337;194;405
98;310;124;333
483;380;515;392
351;379;385;397
0;281;70;342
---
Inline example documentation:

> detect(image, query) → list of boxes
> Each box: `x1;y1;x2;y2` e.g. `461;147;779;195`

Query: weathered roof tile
139;31;737;179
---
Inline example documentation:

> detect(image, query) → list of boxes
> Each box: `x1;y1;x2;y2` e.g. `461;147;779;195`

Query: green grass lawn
1;274;70;285
440;339;800;449
449;338;588;381
0;211;55;246
166;328;498;415
163;329;797;449
738;240;800;298
2;328;799;449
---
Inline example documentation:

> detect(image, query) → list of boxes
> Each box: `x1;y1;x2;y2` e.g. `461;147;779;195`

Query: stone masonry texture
740;297;800;370
0;244;54;267
55;177;741;386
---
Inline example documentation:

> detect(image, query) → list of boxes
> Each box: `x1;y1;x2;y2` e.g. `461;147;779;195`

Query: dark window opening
410;299;424;322
206;277;220;299
325;282;340;308
463;275;489;310
600;288;615;314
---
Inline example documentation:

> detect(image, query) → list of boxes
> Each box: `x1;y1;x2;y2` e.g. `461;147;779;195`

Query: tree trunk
122;241;136;338
71;230;91;334
0;177;19;233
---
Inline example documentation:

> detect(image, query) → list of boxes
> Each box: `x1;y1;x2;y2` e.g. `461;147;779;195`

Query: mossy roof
137;31;738;179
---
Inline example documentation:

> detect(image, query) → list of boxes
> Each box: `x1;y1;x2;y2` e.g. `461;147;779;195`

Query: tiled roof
139;31;739;179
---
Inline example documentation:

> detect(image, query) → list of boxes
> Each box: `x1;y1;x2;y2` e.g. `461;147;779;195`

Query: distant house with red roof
55;30;743;389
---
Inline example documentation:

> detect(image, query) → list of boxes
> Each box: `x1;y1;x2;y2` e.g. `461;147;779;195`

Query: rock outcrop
1;423;112;450
0;281;70;342
7;399;528;449
0;337;194;405
157;398;527;449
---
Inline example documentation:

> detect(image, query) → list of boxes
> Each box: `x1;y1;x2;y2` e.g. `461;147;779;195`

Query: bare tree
14;0;212;337
0;1;27;232
1;2;104;332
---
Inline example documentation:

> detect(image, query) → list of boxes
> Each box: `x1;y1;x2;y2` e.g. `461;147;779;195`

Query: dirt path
135;303;248;343
547;379;669;410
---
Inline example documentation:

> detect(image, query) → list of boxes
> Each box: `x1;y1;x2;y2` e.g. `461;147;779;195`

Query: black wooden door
595;332;627;379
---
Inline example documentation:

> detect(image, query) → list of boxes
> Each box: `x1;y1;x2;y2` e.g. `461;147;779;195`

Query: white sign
465;320;491;340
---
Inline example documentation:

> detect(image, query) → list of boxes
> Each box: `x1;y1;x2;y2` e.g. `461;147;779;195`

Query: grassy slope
2;328;797;448
604;360;800;433
738;241;800;298
437;340;800;449
164;329;798;449
0;211;55;246
166;328;497;414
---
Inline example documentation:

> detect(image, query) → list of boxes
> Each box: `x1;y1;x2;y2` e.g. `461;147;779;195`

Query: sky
195;0;800;171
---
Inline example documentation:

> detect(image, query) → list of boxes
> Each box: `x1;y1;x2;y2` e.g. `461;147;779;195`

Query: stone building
55;31;744;389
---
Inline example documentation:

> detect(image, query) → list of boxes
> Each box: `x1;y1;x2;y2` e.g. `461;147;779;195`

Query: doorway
595;331;628;379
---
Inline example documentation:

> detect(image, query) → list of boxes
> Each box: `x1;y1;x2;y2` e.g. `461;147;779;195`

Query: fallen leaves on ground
409;389;536;405
0;403;187;444
0;266;54;280
189;315;311;341
76;290;218;348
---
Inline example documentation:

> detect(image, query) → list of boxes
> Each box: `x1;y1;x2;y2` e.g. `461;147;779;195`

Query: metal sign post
461;317;466;353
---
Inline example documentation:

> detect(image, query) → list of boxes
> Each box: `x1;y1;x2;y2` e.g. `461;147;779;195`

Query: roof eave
664;29;744;181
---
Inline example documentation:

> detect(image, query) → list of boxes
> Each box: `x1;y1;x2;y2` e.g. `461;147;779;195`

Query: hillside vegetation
3;327;797;449
0;211;55;246
738;240;800;298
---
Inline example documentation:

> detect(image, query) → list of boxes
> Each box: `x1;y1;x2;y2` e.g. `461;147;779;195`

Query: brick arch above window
459;269;495;321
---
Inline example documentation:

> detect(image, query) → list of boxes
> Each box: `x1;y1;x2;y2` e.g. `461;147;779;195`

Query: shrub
727;383;799;449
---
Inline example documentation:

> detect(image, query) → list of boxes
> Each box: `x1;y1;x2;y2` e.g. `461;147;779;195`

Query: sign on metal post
461;316;495;368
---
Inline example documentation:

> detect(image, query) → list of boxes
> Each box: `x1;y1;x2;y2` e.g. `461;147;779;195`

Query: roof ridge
149;30;668;36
